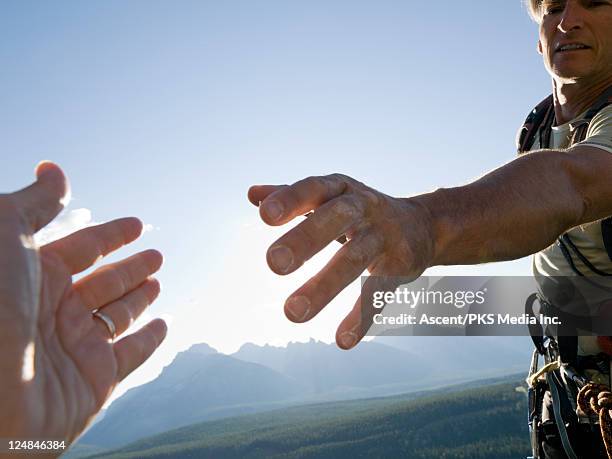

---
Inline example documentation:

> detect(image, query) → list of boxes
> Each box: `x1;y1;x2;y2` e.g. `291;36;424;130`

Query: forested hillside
84;379;529;459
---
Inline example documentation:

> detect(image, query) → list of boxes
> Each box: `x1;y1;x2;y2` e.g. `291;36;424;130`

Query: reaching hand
249;174;435;350
0;162;166;455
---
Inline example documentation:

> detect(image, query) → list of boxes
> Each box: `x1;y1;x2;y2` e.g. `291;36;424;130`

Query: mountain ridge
80;374;530;459
74;336;533;454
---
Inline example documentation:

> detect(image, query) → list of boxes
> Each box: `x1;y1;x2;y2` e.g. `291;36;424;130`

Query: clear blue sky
1;0;550;399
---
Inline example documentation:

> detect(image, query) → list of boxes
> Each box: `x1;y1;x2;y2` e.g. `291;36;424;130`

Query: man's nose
557;1;585;33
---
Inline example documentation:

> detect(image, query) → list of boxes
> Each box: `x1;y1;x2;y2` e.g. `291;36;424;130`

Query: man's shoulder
585;104;612;134
580;104;612;153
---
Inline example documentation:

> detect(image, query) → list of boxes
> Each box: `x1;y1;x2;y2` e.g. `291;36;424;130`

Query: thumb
11;161;70;233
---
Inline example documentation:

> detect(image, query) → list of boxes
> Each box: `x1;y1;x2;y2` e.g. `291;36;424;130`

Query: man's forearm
412;150;588;266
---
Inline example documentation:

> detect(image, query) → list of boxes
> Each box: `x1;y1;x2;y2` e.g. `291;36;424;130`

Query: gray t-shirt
521;104;612;354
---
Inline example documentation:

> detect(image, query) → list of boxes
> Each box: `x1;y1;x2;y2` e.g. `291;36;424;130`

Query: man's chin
549;65;595;84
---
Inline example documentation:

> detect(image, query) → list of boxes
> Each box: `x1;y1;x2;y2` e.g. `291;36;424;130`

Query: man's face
537;0;612;83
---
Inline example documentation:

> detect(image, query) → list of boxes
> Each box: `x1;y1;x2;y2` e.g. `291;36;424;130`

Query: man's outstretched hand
249;174;436;350
0;162;166;454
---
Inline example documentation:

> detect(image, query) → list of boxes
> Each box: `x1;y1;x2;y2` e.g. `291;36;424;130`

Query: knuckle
131;329;152;363
398;239;414;258
144;326;159;350
113;265;132;295
365;231;385;254
297;175;321;189
344;231;383;270
79;230;106;265
139;284;155;305
344;244;367;269
336;174;367;191
292;225;317;255
360;189;380;206
313;176;332;195
323;174;349;195
290;176;328;204
327;172;345;182
96;228;114;257
137;336;148;362
331;196;363;219
117;301;134;330
328;172;351;183
126;302;137;326
392;238;418;271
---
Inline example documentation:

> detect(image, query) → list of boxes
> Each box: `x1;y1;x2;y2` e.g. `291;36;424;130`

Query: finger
114;319;167;382
257;174;350;226
266;194;366;275
10;161;69;233
296;211;348;244
42;217;144;275
284;231;383;322
247;185;286;207
93;278;160;338
336;296;366;350
335;272;407;350
75;249;163;311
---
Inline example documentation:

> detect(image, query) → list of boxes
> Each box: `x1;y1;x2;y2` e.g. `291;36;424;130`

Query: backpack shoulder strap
517;94;555;153
569;85;612;145
518;86;612;153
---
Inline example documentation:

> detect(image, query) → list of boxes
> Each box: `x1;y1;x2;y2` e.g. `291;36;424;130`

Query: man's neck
552;76;612;125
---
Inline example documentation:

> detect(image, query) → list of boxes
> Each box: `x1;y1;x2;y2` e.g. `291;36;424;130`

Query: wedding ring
93;309;117;341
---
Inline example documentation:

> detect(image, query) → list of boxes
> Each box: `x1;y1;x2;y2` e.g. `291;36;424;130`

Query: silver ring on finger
93;309;117;341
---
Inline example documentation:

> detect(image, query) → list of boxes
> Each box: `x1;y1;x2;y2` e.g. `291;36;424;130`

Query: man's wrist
404;190;449;268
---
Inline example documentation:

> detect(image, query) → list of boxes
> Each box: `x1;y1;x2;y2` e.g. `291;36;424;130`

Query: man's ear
537;39;543;55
